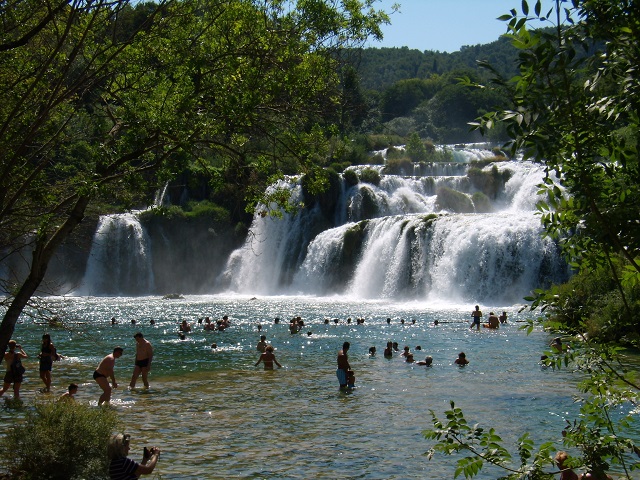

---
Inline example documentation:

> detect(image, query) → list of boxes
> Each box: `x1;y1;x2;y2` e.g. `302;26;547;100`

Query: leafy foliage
425;0;640;478
0;0;389;354
0;400;119;479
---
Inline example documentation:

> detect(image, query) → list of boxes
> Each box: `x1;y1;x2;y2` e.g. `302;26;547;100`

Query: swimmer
454;352;469;366
416;356;433;366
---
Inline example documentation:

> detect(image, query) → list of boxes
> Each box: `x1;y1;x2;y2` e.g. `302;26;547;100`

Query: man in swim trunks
336;342;351;390
94;347;123;405
130;333;153;389
470;305;482;330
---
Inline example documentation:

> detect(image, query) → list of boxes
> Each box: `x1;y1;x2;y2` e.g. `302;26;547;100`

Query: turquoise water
0;295;630;478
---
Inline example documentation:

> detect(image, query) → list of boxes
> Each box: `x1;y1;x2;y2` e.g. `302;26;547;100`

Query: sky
366;0;549;53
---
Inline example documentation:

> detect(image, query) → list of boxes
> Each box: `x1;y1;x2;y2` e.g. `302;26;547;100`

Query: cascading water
222;152;570;303
78;213;155;295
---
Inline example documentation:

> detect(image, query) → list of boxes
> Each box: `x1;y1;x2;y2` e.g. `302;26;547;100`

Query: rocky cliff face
38;212;244;296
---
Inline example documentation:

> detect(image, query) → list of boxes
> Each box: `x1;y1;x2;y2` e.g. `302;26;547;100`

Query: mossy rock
472;192;492;213
435;186;474;213
342;221;368;261
359;186;380;219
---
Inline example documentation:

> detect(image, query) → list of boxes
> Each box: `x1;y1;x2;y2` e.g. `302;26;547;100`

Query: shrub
184;200;230;221
342;169;359;187
467;165;512;199
425;147;454;162
328;162;346;173
370;152;385;165
383;156;414;175
343;143;370;166
469;155;509;169
0;400;120;479
359;168;381;186
367;134;404;150
385;145;404;160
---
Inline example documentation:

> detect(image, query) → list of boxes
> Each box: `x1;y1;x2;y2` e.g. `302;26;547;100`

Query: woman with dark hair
0;340;28;400
39;333;57;392
108;433;160;480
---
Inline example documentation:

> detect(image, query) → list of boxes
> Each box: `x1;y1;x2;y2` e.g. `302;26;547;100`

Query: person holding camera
0;339;28;401
108;433;160;479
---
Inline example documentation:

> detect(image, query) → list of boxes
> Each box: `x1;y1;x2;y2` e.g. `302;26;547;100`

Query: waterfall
78;213;155;295
153;181;170;207
221;154;571;303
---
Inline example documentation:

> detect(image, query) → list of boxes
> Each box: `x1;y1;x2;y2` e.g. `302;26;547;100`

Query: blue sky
367;0;553;53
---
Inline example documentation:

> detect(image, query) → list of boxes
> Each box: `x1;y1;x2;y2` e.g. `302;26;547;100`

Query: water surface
1;295;613;479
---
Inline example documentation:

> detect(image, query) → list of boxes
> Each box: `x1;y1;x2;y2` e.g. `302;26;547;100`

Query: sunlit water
1;295;635;479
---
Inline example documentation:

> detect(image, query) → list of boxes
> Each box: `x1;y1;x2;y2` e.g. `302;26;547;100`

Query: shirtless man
483;312;500;329
254;345;282;370
470;305;482;330
130;333;153;389
336;342;351;389
94;347;123;405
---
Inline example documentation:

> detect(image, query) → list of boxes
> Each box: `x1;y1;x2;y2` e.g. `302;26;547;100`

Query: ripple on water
3;295;630;479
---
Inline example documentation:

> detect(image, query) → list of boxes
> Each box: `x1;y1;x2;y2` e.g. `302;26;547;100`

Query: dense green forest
355;37;520;91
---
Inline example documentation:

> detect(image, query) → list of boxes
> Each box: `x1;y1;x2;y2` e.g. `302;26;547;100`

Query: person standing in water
336;342;351;390
255;345;282;370
130;333;153;389
470;305;482;330
94;347;123;405
0;340;28;400
38;333;58;393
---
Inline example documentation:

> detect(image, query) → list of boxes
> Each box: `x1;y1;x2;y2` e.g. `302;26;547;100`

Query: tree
405;131;427;162
426;0;640;478
0;0;389;355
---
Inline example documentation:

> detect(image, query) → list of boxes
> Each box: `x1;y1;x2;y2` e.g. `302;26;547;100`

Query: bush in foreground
0;400;119;479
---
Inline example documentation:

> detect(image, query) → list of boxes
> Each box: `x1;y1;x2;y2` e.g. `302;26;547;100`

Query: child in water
347;370;356;388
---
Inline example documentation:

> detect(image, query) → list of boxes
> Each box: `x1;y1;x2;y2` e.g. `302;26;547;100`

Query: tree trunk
0;195;90;355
